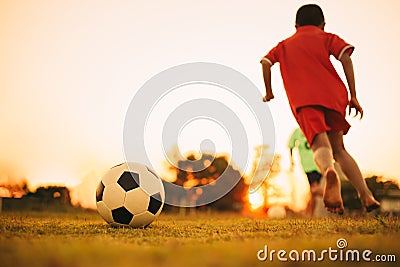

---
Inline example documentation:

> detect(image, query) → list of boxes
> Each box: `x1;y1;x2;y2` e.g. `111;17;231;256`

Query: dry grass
1;211;399;267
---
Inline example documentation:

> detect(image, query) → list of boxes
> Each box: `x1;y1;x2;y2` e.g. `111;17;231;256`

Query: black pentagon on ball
117;171;140;192
148;192;163;215
112;207;134;225
96;181;105;202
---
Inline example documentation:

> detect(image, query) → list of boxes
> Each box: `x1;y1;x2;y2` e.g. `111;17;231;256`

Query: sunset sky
1;0;400;207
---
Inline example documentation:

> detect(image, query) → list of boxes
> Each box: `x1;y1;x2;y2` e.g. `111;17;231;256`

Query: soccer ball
96;162;165;228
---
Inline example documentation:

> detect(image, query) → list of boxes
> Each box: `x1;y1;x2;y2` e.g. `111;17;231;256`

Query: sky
1;0;400;207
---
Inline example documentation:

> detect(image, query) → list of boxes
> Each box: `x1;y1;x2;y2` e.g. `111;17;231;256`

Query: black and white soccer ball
96;162;165;228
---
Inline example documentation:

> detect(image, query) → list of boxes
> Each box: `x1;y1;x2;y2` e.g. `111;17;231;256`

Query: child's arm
261;61;274;102
340;52;364;119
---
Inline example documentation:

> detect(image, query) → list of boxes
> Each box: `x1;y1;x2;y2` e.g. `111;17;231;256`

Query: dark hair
296;4;325;27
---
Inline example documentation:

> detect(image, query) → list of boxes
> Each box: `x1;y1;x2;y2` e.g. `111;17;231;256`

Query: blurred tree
341;176;400;212
0;178;29;198
246;145;283;209
169;153;248;211
28;186;72;206
2;186;73;211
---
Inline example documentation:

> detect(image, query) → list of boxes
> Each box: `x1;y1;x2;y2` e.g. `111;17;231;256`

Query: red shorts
295;106;351;145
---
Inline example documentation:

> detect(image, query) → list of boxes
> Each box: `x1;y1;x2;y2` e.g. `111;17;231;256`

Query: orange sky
1;0;400;207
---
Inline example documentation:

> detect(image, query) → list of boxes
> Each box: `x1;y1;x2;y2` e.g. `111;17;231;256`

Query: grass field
1;210;399;267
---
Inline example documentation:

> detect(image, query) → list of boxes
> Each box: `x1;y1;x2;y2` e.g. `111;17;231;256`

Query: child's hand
348;97;364;119
263;94;274;102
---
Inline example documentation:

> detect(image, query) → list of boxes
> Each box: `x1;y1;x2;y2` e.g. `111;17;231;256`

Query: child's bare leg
305;194;314;218
311;132;344;214
327;131;380;212
307;182;323;217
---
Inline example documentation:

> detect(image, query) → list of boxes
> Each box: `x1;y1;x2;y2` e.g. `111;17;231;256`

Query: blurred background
1;0;399;216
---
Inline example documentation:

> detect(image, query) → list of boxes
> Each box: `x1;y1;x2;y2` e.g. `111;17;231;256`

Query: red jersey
261;26;354;115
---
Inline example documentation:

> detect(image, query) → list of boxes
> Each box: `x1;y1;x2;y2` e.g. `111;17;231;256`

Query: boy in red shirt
261;4;380;214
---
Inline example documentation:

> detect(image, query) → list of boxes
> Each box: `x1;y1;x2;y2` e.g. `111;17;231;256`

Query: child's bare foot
359;193;380;212
323;168;344;214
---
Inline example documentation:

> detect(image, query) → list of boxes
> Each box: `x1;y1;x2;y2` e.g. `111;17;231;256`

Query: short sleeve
327;33;354;60
260;43;281;65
